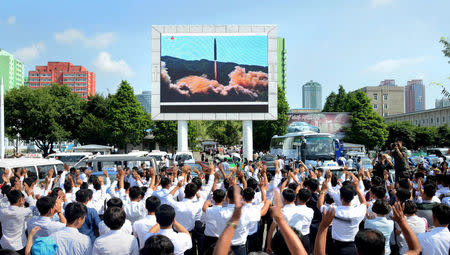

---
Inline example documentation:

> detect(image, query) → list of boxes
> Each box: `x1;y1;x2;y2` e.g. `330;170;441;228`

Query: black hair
266;172;273;183
49;187;63;198
63;181;72;193
396;188;411;202
155;204;175;228
93;181;101;191
223;178;231;190
355;229;386;255
107;197;123;209
414;172;425;179
243;187;255;202
124;181;131;191
146;196;161;213
371;176;383;187
424;175;436;186
141;234;174;255
297;188;311;203
325;193;334;204
104;207;126;230
304;178;319;192
247;178;258;190
287;182;298;191
282;188;296;203
80;182;89;190
192;177;202;191
370;186;386;200
403;200;418;215
161;177;171;188
129;186;143;200
372;199;390;215
64;202;87;225
88;175;98;185
184;183;198;199
340;185;355;203
432;203;450;225
1;184;11;196
23;177;35;188
363;179;372;191
6;190;24;205
226;185;241;202
36;196;57;215
212;189;226;204
397;178;410;190
423;184;436;198
75;189;90;203
331;174;338;187
271;226;303;255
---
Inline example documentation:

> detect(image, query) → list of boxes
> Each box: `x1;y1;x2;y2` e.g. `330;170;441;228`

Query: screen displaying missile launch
160;35;268;104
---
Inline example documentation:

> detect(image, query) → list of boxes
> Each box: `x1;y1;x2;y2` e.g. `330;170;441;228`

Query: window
436;117;439;123
384;104;388;109
430;118;433;123
383;94;388;100
373;93;378;100
384;113;389;117
422;119;425;124
77;79;87;82
443;116;446;122
373;104;378;109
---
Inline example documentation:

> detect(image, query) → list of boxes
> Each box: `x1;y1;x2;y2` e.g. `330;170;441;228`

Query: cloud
370;0;393;7
7;16;16;25
13;42;45;62
365;57;427;73
93;52;133;77
54;29;115;48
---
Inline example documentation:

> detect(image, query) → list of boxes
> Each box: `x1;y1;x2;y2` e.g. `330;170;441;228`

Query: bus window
37;165;56;179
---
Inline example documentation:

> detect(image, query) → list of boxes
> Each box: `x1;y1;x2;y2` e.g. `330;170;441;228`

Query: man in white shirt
152;177;174;204
50;202;92;255
418;204;450;255
27;196;66;242
202;189;226;251
133;196;160;249
92;207;139;255
98;197;133;236
146;204;192;255
0;190;33;253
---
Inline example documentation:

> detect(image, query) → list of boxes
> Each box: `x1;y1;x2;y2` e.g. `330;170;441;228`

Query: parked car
259;154;278;172
173;151;195;165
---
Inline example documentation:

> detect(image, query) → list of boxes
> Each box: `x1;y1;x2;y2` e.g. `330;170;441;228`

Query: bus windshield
304;136;334;160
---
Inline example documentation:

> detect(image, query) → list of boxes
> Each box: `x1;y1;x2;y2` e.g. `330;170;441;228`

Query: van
46;152;92;167
0;158;64;185
74;154;159;174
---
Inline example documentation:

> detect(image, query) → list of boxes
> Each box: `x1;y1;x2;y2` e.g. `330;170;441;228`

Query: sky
1;0;449;109
161;35;268;66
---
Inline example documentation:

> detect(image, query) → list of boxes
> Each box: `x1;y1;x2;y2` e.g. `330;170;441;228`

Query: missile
214;38;217;81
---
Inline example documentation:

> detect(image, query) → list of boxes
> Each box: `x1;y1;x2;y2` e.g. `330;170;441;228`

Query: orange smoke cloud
229;66;268;91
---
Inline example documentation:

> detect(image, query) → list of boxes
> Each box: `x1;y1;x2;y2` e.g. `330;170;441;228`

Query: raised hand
321;207;335;227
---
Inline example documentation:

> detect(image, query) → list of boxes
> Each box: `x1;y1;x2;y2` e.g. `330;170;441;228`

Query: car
148;150;169;166
425;155;442;168
408;156;422;167
259;154;278;172
173;151;195;165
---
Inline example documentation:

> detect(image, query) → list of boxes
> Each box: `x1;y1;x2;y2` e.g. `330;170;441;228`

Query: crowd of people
0;140;449;255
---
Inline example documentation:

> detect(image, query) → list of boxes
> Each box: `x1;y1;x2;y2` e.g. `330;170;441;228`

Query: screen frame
151;25;278;121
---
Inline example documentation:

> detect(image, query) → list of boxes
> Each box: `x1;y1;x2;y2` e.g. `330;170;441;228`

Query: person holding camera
390;139;410;181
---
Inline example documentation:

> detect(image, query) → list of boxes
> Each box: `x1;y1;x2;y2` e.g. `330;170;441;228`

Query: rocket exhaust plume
214;38;217;81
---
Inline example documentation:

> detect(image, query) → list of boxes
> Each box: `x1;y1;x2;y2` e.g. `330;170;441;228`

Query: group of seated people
0;157;449;255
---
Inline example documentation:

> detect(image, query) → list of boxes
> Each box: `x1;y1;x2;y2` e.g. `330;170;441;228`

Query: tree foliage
5;84;84;156
207;121;241;147
152;121;178;152
76;95;111;145
253;86;289;150
386;122;449;149
322;86;388;149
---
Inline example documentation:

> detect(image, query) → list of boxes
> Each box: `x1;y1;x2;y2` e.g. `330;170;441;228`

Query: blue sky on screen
161;35;268;67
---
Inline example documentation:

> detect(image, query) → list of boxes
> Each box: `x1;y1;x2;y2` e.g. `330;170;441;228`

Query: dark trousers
246;231;261;252
231;244;247;255
301;234;311;254
259;213;273;249
186;221;206;255
332;239;357;255
203;235;218;253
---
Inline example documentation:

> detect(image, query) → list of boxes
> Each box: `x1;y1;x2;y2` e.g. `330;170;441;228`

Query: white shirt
50;227;92;255
331;204;366;241
166;196;203;231
266;173;282;202
123;201;147;224
243;203;263;235
92;230;139;255
0;205;33;250
146;228;192;255
396;215;427;254
418;227;450;255
98;219;133;236
217;204;252;246
204;205;223;237
27;216;66;242
282;204;314;235
132;215;157;249
364;216;394;255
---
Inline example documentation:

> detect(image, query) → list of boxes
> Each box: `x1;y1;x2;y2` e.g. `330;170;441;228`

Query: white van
173;151;195;165
74;154;159;173
148;150;169;166
46;152;92;167
0;158;64;185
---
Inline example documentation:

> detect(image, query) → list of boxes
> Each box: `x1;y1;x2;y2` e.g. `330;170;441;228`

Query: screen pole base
242;120;253;161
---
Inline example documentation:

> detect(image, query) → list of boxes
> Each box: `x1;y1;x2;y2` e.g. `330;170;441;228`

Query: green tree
386;122;416;149
414;126;437;149
76;95;111;145
106;81;151;151
343;90;388;149
152;121;178;152
435;124;450;147
322;91;337;112
207;121;242;146
5;84;84;157
253;86;289;150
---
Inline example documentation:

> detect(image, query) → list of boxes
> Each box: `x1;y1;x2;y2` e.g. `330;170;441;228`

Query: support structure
0;77;4;159
242;120;253;161
177;120;188;152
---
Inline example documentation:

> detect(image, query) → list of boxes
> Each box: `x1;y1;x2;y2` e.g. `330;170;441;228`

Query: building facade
405;79;425;113
277;37;287;91
137;90;151;113
361;82;404;117
28;62;95;99
0;49;24;90
385;106;450;127
302;80;322;110
435;98;450;108
379;79;396;86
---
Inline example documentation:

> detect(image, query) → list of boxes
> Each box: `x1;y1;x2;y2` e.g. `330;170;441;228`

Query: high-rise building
0;49;24;90
277;37;287;91
379;79;396;86
28;62;95;99
405;79;425;113
137;91;151;113
302;80;322;109
361;80;404;117
435;98;450;108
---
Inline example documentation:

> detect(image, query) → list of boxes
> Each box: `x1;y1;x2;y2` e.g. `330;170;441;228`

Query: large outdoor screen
151;25;277;120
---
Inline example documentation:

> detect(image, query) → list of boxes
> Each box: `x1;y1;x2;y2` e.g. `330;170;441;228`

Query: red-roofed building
28;62;95;99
